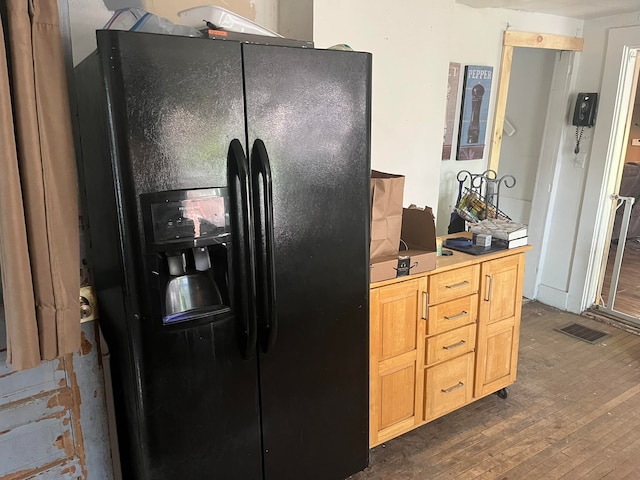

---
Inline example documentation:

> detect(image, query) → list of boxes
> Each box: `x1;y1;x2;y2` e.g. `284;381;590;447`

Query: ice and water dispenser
141;188;232;324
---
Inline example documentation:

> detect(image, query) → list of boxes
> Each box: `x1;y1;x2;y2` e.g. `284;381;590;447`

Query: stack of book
470;219;528;249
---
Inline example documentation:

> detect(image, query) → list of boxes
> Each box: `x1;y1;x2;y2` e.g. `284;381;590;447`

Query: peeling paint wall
0;322;113;479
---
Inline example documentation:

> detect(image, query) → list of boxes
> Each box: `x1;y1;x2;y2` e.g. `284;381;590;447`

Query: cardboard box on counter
370;249;436;283
370;205;437;283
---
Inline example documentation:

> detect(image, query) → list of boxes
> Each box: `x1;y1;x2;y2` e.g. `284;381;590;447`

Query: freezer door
96;30;247;198
243;44;372;480
84;31;262;480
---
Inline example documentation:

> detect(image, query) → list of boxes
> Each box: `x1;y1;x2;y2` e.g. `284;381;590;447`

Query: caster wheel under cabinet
369;244;529;447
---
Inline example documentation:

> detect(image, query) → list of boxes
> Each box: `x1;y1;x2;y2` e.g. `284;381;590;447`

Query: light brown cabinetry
369;247;527;447
425;352;475;420
475;254;525;397
423;264;479;422
369;277;426;447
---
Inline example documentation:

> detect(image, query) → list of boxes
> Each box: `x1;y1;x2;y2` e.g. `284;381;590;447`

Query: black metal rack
454;169;516;223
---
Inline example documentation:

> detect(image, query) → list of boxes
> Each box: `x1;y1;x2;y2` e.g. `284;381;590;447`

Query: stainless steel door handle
485;275;493;301
443;340;466;350
444;311;468;321
422;292;429;320
441;382;464;394
445;280;469;289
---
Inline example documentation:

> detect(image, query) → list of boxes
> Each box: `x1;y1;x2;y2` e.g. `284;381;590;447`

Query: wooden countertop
370;235;532;288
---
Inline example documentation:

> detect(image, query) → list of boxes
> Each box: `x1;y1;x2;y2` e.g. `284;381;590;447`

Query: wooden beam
488;43;513;172
504;30;584;50
488;31;584;171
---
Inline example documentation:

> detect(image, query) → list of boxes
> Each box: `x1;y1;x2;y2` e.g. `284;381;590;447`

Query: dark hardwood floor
350;300;640;480
600;239;640;318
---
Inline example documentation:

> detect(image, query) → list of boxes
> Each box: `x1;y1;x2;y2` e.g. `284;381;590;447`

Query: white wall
439;5;582;234
314;1;581;232
314;0;454;214
315;1;638;313
278;0;312;41
68;0;112;65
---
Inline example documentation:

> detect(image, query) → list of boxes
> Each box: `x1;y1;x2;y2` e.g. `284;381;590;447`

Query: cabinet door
370;277;427;447
475;254;524;397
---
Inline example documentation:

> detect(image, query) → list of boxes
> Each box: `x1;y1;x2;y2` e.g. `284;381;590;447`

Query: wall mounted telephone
572;92;598;127
572;92;598;154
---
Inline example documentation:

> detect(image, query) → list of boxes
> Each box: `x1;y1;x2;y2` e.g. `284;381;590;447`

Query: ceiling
456;0;640;20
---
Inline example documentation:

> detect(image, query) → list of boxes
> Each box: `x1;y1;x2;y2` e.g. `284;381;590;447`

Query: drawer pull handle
445;280;469;289
441;382;464;394
444;311;468;321
485;275;493;301
443;340;466;350
422;292;429;320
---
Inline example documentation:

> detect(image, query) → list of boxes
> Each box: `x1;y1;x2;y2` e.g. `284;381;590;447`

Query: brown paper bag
370;170;405;258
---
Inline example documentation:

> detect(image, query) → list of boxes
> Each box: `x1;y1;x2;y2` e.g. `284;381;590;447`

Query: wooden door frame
488;31;584;172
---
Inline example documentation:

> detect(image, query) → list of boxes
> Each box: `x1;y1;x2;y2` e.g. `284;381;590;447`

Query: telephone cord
574;126;584;154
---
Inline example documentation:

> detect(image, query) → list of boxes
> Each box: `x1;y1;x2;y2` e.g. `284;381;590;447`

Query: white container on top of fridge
177;5;282;37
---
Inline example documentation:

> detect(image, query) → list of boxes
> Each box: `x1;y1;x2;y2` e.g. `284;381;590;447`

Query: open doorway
571;26;640;322
497;47;557;227
594;51;640;324
489;32;582;302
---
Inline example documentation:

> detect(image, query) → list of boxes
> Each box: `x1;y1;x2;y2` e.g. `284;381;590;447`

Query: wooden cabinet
369;277;426;447
425;352;474;420
423;264;478;422
475;254;525;397
369;246;528;447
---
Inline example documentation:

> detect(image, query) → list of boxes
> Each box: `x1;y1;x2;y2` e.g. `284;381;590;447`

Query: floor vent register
555;323;610;344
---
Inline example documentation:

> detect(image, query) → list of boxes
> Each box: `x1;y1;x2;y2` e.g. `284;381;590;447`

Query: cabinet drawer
427;294;478;335
425;324;476;365
424;352;474;421
428;264;480;304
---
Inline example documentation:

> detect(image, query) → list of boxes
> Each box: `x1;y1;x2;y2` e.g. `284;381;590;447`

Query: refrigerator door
96;30;244;198
243;44;372;480
84;31;262;480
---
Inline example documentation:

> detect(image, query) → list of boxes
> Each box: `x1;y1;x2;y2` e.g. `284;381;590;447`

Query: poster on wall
442;62;461;160
457;65;493;160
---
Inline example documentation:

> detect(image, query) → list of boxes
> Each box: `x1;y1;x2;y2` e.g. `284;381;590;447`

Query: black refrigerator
75;30;371;480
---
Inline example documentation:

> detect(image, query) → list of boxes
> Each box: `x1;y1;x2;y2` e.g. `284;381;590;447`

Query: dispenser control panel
141;188;231;250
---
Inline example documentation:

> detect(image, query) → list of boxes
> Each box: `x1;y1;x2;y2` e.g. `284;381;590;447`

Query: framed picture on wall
457;65;493;160
442;62;461;160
